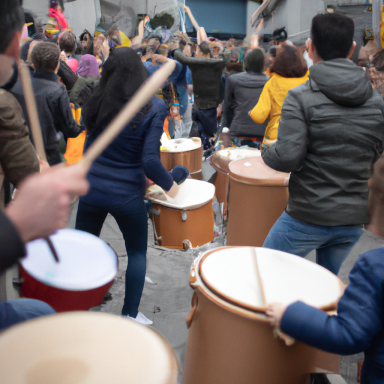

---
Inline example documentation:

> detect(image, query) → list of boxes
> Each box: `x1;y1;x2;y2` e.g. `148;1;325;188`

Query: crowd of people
1;0;384;382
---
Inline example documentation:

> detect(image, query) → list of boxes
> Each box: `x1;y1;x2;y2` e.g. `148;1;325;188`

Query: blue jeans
75;197;148;317
263;212;363;275
0;299;55;331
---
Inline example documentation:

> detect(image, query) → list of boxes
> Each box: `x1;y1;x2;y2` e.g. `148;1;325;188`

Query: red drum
20;229;118;312
0;312;178;384
183;247;344;384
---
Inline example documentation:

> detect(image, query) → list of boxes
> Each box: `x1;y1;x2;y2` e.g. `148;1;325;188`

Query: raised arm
185;6;199;31
130;20;144;50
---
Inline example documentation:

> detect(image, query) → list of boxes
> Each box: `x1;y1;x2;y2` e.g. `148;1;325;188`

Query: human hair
31;42;60;72
270;44;307;78
244;48;266;73
150;12;174;30
59;31;77;55
372;50;384;71
158;44;168;56
0;0;25;53
311;13;354;61
199;41;212;58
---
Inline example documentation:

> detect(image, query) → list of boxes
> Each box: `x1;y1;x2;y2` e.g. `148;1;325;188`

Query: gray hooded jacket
222;71;269;137
262;59;384;226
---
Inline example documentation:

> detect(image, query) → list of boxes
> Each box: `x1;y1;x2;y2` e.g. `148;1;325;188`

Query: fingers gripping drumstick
19;62;47;162
78;60;176;172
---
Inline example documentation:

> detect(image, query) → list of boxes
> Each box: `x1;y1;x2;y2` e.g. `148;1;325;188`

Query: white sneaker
125;312;153;325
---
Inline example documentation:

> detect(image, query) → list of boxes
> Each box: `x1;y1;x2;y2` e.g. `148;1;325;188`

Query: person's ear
307;38;315;61
347;41;356;60
4;32;21;62
54;61;60;74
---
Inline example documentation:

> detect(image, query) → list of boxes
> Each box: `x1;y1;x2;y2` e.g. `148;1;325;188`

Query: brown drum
147;179;215;249
183;247;344;384
160;138;203;175
227;156;289;247
209;148;261;219
0;312;178;384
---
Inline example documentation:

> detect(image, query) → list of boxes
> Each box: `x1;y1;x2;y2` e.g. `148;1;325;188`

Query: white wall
63;0;98;36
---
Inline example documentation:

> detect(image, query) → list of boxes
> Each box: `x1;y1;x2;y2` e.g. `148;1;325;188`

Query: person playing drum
267;247;384;384
76;47;188;325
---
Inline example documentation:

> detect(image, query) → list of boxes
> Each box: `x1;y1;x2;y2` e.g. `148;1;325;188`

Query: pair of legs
75;197;148;317
191;107;217;150
0;299;55;331
263;212;363;275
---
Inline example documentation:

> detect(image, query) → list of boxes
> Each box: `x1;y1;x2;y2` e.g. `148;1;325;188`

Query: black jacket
174;50;226;110
262;59;384;226
0;211;25;273
12;69;84;165
222;71;268;137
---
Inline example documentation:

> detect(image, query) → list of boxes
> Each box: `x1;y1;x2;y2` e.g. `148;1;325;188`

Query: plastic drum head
21;229;117;291
0;312;177;384
161;138;201;153
217;147;261;162
199;247;343;313
146;179;215;210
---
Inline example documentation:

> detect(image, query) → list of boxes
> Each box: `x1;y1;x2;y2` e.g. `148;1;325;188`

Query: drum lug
12;277;24;285
182;211;187;221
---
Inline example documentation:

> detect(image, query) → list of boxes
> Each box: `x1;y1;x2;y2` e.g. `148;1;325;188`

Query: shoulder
354;248;384;275
0;89;24;116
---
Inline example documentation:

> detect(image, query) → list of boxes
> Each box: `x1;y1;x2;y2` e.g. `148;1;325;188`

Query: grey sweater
222;71;268;137
262;59;384;226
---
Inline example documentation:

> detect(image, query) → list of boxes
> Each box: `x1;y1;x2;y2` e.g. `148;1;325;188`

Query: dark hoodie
262;59;384;226
222;71;268;137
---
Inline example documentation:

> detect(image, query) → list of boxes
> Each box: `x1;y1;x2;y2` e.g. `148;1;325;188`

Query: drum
183;247;344;384
147;179;215;249
160;138;203;176
0;312;178;384
20;229;118;312
227;156;289;247
209;147;261;219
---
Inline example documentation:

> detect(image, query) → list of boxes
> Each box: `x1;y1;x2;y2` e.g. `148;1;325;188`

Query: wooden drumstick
78;60;176;172
45;237;60;263
19;62;47;162
252;247;267;309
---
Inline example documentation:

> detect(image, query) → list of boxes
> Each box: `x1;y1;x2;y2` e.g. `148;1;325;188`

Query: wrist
5;204;31;244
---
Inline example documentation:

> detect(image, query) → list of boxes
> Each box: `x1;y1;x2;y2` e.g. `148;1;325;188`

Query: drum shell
227;177;288;246
152;200;214;249
160;147;203;174
209;157;230;220
20;266;114;313
183;287;314;384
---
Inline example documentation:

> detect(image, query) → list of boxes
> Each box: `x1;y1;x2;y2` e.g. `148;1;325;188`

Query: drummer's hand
165;182;180;198
266;302;287;328
5;164;89;243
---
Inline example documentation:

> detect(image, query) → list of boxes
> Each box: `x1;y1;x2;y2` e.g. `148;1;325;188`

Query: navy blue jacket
81;97;173;207
281;247;384;384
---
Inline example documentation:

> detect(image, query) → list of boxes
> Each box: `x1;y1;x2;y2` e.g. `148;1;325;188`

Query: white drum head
0;312;177;384
161;138;201;153
22;229;117;291
147;179;215;210
199;247;343;312
217;147;261;162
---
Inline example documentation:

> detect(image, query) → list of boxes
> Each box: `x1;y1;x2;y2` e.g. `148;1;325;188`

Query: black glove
169;166;189;185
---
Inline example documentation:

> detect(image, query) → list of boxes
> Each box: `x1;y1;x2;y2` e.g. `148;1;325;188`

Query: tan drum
183;247;344;384
147;179;215;249
227;156;289;247
209;147;261;219
160;138;203;176
0;312;178;384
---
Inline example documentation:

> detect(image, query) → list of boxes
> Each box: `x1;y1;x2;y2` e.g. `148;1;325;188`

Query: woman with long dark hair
76;47;187;325
250;44;309;149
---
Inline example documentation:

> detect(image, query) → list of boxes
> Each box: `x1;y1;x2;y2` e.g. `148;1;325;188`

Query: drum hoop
197;247;344;314
161;146;202;154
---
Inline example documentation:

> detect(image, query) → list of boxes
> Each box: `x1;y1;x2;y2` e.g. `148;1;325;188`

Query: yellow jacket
250;72;309;148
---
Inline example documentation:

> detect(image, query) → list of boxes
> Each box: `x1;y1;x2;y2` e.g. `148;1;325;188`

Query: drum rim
161;138;202;153
197;246;344;315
